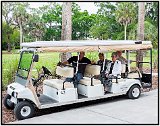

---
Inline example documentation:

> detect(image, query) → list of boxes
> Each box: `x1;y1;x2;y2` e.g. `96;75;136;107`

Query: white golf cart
3;40;153;120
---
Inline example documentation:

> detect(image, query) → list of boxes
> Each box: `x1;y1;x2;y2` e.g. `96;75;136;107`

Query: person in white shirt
104;52;122;93
106;52;122;77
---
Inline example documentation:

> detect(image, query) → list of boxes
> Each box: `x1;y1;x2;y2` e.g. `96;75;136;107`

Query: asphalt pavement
10;89;158;124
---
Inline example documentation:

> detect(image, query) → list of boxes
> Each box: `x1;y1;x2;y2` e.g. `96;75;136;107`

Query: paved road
10;89;158;124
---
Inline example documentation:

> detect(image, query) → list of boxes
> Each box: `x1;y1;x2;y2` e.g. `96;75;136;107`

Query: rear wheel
14;101;35;120
127;85;141;99
3;94;14;110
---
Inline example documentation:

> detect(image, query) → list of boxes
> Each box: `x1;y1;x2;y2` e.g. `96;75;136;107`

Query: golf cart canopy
21;40;152;52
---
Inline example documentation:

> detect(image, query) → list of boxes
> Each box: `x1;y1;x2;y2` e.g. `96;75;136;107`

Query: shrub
2;54;19;90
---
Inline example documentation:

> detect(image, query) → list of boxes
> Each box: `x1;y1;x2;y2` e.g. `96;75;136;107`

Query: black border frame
1;0;159;125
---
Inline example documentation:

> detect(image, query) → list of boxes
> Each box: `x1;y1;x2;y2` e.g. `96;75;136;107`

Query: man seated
97;53;111;72
104;52;122;92
62;51;91;82
106;52;122;76
116;50;130;77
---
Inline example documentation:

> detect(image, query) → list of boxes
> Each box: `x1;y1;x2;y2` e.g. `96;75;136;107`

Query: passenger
106;52;122;77
116;50;131;77
62;51;91;81
104;52;122;93
97;53;110;72
116;51;127;64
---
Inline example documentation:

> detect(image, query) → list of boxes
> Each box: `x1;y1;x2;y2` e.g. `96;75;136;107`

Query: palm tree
115;2;136;40
13;2;29;48
61;2;72;62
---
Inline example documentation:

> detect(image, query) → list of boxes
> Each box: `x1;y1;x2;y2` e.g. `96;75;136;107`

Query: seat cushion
56;66;74;78
85;65;101;76
79;77;101;86
44;79;74;90
112;78;124;83
128;72;142;78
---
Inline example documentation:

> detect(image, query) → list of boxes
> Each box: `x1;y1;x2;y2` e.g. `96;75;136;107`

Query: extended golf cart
3;40;152;120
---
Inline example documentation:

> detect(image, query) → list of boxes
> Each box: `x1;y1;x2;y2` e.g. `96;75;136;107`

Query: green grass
2;49;158;90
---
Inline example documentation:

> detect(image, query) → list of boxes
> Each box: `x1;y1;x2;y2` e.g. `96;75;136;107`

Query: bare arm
62;61;69;65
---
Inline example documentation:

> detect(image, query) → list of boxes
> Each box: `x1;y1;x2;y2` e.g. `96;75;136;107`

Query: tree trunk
7;35;11;52
20;23;23;49
136;2;145;71
61;2;72;62
124;23;127;40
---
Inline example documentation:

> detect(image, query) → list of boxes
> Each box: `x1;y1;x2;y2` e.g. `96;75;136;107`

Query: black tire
14;101;35;120
127;84;141;99
3;94;14;110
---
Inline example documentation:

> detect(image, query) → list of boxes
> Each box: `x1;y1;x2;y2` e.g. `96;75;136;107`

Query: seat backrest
56;66;74;78
84;64;101;76
121;64;126;73
128;67;142;78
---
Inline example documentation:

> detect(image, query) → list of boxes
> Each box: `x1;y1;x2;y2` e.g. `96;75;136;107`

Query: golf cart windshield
16;50;34;79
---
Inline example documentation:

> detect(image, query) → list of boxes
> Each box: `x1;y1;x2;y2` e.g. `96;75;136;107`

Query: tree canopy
2;2;158;51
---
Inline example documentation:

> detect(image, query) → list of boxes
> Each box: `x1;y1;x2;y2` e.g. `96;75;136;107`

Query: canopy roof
21;40;152;52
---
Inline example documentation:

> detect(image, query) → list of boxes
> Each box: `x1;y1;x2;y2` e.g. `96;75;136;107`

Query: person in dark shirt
62;51;91;76
97;53;110;72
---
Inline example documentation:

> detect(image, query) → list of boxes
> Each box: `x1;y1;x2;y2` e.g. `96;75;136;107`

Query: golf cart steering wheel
33;66;52;86
42;66;52;76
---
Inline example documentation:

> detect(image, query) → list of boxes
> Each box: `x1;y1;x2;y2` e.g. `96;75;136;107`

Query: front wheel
3;94;14;110
127;85;141;99
14;101;35;120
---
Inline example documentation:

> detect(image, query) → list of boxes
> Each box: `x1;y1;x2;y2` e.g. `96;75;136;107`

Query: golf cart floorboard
39;94;58;105
78;94;88;99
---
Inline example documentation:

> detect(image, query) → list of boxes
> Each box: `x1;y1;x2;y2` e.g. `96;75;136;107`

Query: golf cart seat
44;66;75;89
79;64;101;86
127;67;142;79
43;79;74;90
80;77;101;86
78;64;104;97
43;66;77;102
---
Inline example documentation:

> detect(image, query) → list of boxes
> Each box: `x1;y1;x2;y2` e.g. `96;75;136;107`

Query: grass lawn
2;49;157;89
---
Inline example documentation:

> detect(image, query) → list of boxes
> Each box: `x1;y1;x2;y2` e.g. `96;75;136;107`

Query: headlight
12;91;18;98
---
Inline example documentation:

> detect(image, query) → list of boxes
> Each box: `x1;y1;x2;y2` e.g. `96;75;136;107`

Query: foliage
72;10;96;40
2;22;20;50
145;2;158;27
90;2;123;40
42;3;62;41
2;54;19;90
115;2;136;40
2;2;158;49
128;21;158;48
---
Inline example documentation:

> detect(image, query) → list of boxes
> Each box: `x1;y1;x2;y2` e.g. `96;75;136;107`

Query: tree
145;2;158;27
2;22;20;50
72;10;96;40
128;21;158;48
136;2;145;70
13;2;29;47
115;2;136;40
61;2;72;62
2;2;16;52
90;2;122;40
42;3;62;41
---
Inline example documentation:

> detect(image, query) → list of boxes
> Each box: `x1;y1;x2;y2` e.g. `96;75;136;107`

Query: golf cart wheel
14;101;35;120
3;94;14;110
127;84;141;99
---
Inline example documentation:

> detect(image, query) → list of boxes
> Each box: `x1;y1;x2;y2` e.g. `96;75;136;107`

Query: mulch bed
1;69;158;124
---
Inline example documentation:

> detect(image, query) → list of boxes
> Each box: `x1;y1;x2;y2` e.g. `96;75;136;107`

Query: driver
62;51;91;79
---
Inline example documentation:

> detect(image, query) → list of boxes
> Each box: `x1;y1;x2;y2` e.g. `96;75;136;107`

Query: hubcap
132;88;140;98
20;106;31;117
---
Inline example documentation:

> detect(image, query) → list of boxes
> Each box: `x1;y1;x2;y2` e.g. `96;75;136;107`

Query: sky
29;2;98;14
